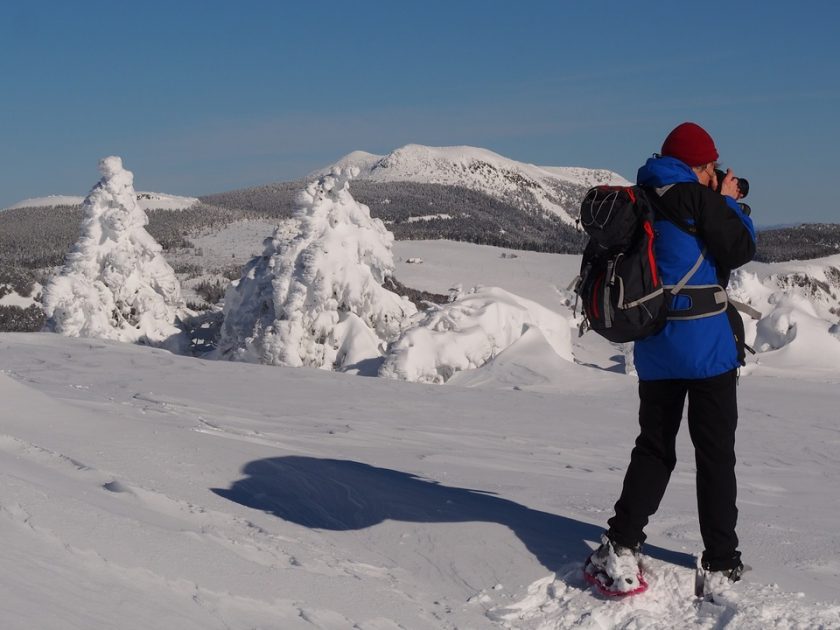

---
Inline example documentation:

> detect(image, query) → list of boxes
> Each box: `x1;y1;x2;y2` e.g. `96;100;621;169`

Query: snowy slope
537;165;633;188
2;333;839;629
3;194;85;209
313;145;630;225
3;191;199;211
2;241;840;629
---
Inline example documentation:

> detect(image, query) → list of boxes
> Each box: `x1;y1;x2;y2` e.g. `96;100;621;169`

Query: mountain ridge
3;191;199;212
312;144;630;224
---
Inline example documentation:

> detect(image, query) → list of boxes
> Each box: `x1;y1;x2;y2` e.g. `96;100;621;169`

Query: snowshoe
583;534;648;597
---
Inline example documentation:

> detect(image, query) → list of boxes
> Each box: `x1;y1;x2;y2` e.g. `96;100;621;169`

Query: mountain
313;144;630;225
3;192;199;212
3;195;85;210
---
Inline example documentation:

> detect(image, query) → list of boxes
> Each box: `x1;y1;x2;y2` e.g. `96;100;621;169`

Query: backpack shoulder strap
643;184;698;236
668;248;707;295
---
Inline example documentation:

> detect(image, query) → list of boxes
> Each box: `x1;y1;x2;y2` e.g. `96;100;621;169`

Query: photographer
585;122;756;595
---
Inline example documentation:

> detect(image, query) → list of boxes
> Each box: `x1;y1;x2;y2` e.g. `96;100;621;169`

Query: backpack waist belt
658;247;726;321
663;284;727;320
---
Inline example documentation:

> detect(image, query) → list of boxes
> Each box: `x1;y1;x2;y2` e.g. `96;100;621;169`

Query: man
586;122;756;593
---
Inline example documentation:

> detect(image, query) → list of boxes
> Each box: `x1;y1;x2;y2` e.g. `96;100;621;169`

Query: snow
169;218;283;270
41;156;185;344
394;240;578;314
309;150;384;177
729;254;840;379
3;192;199;211
3;194;85;209
537;165;632;187
134;191;200;211
0;284;40;308
406;213;453;222
3;239;840;628
381;287;573;384
315;144;630;224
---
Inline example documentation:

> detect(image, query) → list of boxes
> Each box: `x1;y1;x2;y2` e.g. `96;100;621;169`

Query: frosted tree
42;156;184;344
218;167;417;370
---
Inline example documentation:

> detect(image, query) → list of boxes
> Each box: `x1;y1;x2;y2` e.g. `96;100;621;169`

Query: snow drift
380;286;573;384
446;325;586;391
217;168;417;370
728;259;840;375
41;157;184;344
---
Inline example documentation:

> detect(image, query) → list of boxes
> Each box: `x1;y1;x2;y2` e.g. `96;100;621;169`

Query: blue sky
1;1;838;225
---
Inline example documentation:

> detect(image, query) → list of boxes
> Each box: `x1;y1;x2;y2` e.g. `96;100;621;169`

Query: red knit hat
661;122;719;166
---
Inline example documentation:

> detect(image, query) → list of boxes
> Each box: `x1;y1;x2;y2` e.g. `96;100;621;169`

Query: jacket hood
636;155;698;187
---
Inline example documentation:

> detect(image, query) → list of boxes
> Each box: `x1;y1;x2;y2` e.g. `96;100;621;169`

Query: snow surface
3;240;840;628
537;166;632;188
3;194;85;209
314;144;631;225
381;287;573;384
729;254;840;379
0;284;40;308
405;213;454;222
3;192;199;211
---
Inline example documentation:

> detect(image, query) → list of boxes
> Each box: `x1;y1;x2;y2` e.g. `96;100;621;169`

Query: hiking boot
584;533;644;593
696;559;745;598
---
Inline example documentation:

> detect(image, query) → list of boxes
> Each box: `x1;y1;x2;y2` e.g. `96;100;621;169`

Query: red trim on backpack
591;275;603;320
643;221;658;286
626;187;636;203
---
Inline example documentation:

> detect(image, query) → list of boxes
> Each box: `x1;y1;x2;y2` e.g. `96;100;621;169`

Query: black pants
607;369;740;570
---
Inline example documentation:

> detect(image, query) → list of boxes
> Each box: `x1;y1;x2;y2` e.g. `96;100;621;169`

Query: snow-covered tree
218;167;417;370
42;156;184;343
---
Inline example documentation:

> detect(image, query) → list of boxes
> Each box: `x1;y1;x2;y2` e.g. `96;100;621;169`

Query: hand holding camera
714;168;749;200
713;168;752;216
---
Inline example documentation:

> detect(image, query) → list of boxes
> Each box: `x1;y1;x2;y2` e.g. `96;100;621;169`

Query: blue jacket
633;156;756;380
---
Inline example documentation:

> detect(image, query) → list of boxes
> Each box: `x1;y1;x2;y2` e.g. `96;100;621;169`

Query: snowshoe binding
583;534;648;597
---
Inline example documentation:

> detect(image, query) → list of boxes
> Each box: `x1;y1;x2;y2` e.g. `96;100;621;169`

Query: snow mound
447;325;592;391
752;294;840;372
42;156;185;344
316;144;630;224
728;262;840;377
218;168;417;369
380;286;573;384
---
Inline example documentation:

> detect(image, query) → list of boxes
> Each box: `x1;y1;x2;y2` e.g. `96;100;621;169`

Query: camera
715;169;749;199
714;169;752;215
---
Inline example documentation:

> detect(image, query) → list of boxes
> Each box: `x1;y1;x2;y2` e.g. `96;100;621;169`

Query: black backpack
572;186;667;343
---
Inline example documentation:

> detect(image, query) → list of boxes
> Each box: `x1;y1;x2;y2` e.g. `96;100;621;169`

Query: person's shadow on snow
211;456;694;572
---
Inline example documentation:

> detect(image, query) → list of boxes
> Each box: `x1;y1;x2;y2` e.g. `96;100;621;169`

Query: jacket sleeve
694;185;756;270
